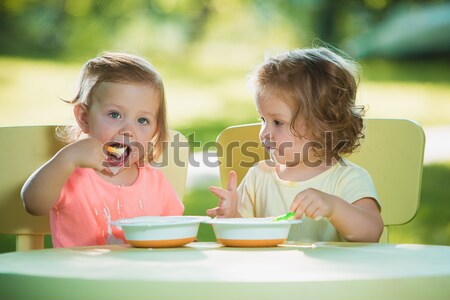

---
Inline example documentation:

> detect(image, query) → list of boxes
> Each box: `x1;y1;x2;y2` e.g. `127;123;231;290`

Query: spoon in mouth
107;145;127;158
105;144;131;174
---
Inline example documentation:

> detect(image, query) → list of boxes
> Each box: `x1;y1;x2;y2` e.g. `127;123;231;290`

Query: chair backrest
216;119;426;243
0;126;189;251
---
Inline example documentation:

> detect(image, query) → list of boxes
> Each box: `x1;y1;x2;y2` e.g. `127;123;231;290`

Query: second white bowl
203;217;302;247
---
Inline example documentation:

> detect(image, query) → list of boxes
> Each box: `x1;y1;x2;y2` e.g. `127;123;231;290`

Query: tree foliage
0;0;446;59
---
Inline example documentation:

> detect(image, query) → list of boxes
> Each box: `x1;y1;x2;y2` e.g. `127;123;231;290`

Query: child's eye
260;117;266;123
138;117;149;125
109;112;121;119
274;120;282;126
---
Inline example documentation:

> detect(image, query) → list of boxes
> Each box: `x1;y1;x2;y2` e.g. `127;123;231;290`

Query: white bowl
112;216;210;248
203;218;302;247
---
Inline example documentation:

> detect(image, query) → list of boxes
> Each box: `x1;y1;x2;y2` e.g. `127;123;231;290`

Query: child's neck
276;159;335;182
97;164;139;186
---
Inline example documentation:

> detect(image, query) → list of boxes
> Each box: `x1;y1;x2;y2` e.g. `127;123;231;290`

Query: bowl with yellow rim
112;216;210;248
203;218;302;247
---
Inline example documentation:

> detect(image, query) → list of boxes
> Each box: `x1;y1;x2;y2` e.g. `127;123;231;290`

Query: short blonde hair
250;47;365;160
58;52;168;161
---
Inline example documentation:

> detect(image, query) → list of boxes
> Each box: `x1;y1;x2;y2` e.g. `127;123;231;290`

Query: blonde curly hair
250;47;365;161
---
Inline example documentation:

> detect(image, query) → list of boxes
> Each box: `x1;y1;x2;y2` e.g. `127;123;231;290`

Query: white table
0;242;449;300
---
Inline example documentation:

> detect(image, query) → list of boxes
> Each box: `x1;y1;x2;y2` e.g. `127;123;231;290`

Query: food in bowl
203;218;302;247
112;216;210;248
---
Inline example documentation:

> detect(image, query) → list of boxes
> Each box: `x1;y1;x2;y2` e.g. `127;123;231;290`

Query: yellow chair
0;126;189;251
216;119;426;243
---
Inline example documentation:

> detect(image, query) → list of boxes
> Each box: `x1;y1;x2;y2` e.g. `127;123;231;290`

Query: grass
1;56;450;129
389;162;450;245
183;186;219;242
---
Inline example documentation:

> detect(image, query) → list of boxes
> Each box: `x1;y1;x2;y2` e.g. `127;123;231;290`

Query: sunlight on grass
1;57;450;130
359;82;450;126
0;57;79;126
183;186;219;242
389;162;450;245
165;76;256;128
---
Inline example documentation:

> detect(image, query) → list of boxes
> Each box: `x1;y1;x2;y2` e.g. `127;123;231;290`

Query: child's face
83;82;159;166
256;95;307;166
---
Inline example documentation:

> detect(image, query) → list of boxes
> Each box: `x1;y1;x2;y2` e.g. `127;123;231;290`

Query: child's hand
207;171;240;218
62;138;111;173
289;188;337;220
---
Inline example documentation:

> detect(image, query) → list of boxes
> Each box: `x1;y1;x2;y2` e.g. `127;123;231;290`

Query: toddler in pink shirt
21;52;184;247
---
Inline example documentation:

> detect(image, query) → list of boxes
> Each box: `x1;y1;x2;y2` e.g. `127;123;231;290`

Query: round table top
1;242;449;300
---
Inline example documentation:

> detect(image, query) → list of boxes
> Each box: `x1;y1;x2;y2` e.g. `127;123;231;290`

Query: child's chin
122;157;145;169
268;152;281;164
272;157;298;167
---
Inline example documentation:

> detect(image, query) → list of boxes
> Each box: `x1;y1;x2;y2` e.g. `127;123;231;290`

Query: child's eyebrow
103;104;123;109
256;110;283;117
267;112;287;118
139;111;156;118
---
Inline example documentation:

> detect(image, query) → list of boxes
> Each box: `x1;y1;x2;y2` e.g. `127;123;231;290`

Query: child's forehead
96;80;151;89
93;81;156;97
256;88;297;110
256;95;294;117
91;82;158;107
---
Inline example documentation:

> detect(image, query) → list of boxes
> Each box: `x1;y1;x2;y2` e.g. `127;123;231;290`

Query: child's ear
74;103;90;134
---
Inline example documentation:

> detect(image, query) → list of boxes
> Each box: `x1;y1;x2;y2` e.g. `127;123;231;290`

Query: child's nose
118;120;135;137
259;124;270;141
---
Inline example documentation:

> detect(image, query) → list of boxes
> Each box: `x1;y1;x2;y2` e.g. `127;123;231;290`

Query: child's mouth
262;140;275;152
105;143;131;167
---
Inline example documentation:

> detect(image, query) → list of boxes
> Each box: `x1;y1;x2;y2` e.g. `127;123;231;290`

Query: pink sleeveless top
50;165;184;247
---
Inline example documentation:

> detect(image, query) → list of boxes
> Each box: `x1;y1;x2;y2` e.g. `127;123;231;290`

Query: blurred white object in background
424;126;450;164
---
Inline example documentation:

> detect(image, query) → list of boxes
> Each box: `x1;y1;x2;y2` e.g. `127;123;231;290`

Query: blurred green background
1;0;449;251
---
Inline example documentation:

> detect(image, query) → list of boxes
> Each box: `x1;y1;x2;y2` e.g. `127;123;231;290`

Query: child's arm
21;138;110;216
289;188;383;242
207;171;241;218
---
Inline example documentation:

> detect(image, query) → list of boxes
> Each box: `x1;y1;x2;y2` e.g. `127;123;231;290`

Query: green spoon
273;211;296;221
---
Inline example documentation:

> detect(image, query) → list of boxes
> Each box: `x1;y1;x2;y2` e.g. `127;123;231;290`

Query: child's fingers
209;186;230;200
209;173;240;218
290;192;311;219
294;195;325;220
289;197;302;218
305;205;321;220
206;207;220;217
227;171;238;192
